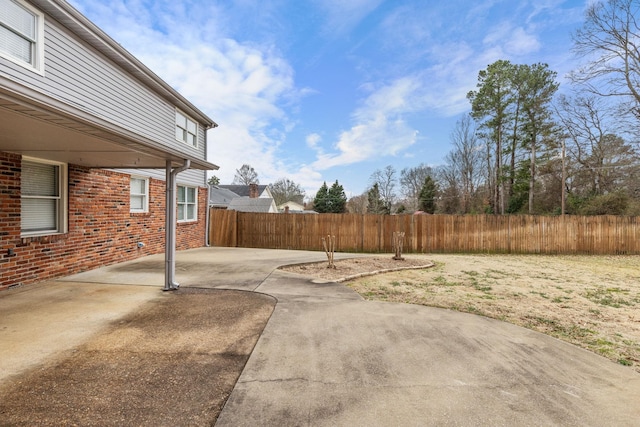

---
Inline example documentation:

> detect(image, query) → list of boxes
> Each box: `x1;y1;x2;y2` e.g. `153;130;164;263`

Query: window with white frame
177;185;197;222
21;158;67;236
130;176;149;213
175;110;198;147
0;0;45;73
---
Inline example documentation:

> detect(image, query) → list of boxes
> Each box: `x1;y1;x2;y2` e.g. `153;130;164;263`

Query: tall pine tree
313;182;329;213
313;181;347;213
327;180;347;213
418;176;437;214
367;183;388;214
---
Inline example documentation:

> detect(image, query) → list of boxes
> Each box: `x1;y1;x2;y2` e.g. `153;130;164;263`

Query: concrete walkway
2;247;640;426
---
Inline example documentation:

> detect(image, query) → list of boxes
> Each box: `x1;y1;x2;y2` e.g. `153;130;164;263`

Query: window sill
177;219;198;225
19;233;66;244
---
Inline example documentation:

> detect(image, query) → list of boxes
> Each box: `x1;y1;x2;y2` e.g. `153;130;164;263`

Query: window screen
0;0;37;65
130;177;148;212
21;160;61;234
177;185;196;221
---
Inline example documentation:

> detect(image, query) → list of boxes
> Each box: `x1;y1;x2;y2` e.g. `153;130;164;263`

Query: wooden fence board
209;210;640;255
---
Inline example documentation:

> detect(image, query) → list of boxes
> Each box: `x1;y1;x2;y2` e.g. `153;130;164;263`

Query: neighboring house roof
208;186;241;208
228;197;277;213
218;185;272;198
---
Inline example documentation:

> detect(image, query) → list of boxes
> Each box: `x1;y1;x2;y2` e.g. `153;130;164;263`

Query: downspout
164;159;191;291
205;183;211;247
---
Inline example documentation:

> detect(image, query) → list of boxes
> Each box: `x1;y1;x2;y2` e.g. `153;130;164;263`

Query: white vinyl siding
0;16;207;160
130;176;148;213
115;168;207;188
21;158;67;236
177;185;196;222
175;110;198;147
0;0;44;73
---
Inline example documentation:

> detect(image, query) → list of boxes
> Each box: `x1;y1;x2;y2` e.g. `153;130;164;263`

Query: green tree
468;61;560;214
519;63;559;213
367;183;388;214
313;182;329;213
327;180;347;213
269;178;305;206
400;164;433;210
468;60;516;214
418;176;437;214
207;175;220;186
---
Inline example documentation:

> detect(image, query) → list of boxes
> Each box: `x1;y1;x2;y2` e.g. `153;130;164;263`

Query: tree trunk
529;130;537;214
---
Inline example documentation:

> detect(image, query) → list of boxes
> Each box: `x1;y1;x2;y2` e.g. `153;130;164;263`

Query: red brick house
0;0;218;290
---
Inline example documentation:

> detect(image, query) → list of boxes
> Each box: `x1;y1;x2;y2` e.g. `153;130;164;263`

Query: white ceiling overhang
0;82;218;171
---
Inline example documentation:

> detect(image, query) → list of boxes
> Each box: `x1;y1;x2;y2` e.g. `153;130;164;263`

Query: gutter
37;0;217;128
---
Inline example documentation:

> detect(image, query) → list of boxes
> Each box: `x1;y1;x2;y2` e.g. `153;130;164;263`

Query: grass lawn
344;254;640;372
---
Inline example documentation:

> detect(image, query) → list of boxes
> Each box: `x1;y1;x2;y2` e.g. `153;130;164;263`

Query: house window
175;110;197;147
130;176;148;213
21;158;67;236
0;0;45;73
177;185;197;222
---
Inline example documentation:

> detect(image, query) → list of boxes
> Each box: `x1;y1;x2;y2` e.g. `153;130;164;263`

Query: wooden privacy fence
209;209;640;255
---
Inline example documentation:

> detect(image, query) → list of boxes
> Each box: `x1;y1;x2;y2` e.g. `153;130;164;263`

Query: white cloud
505;27;542;56
306;133;322;149
67;0;584;197
137;39;297;184
312;78;420;169
483;22;540;56
315;0;384;36
70;0;303;186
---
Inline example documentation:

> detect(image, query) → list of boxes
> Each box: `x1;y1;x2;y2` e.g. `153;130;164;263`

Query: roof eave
33;0;217;128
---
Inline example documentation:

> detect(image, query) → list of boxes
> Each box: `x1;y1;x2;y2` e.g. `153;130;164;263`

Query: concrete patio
1;247;639;426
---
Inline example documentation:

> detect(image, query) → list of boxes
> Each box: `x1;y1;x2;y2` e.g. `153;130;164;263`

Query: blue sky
69;0;590;199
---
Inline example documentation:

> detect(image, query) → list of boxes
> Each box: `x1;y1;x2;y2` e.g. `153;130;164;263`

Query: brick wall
0;152;207;290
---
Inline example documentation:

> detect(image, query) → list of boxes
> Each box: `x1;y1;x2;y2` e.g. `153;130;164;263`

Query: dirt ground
0;289;275;426
281;254;640;372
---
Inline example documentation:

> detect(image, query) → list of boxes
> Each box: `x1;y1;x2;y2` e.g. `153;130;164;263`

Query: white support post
164;159;190;291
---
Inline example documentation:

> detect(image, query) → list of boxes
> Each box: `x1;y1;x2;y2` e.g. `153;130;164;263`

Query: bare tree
556;94;639;198
400;164;434;210
346;193;368;214
369;165;397;213
447;115;485;213
436;164;461;214
232;164;259;185
269;178;305;205
572;0;640;110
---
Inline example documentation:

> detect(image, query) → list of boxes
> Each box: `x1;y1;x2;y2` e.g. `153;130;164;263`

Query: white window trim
130;176;149;213
0;0;45;75
21;156;67;237
175;109;198;148
177;185;197;223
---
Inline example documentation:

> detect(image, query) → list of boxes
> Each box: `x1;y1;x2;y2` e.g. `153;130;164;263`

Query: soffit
0;93;218;170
